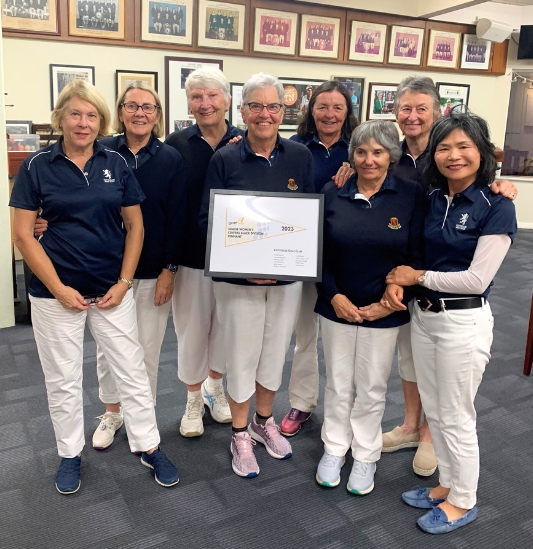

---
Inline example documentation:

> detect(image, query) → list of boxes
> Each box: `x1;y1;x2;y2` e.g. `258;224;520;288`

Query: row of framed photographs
2;1;492;70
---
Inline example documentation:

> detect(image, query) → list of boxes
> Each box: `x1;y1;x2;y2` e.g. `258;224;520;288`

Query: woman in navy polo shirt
10;81;179;494
314;120;424;494
386;112;516;533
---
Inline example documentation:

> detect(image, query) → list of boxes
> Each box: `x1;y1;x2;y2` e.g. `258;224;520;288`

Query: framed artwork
165;56;223;135
388;25;424;66
49;64;95;109
197;0;246;51
278;77;324;130
299;14;340;59
348;21;387;63
141;0;193;45
229;82;246;130
1;0;58;33
331;76;364;122
427;30;460;69
460;34;491;70
367;83;398;121
253;7;298;56
69;0;125;40
436;82;470;115
6;120;33;136
116;70;158;98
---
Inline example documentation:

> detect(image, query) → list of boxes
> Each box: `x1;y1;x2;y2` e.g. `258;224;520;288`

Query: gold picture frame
1;0;58;34
68;0;125;40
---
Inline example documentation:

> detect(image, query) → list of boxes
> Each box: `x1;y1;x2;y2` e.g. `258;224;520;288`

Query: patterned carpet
1;229;533;549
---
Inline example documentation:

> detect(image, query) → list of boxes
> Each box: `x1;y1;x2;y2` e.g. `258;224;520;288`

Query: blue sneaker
316;452;345;487
141;447;179;487
402;486;446;509
347;460;376;495
55;456;81;495
417;505;478;534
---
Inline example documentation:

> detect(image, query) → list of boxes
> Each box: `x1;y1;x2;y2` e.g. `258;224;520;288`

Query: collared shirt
421;181;517;301
106;133;159;171
290;133;350;193
391;139;430;188
9;138;145;298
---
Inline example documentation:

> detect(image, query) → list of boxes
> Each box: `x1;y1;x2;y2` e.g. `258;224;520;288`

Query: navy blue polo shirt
315;173;425;328
420;182;517;301
9;139;145;298
199;133;315;286
99;134;187;278
165;121;244;270
290;133;350;193
391;139;430;188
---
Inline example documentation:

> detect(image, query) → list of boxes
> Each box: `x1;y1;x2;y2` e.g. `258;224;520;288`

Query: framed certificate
205;190;324;282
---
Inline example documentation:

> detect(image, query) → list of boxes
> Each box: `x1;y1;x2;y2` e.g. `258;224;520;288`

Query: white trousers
411;301;493;509
214;282;302;403
321;317;399;462
289;281;320;412
172;267;225;385
30;291;160;457
97;278;171;405
397;301;417;382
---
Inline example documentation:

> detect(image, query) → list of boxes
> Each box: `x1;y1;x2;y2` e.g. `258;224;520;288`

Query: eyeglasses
121;102;160;114
83;295;104;305
245;102;284;114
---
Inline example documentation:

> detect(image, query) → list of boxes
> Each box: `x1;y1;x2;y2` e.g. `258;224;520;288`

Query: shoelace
235;434;256;458
352;461;370;476
185;397;203;418
95;413;119;429
213;384;229;407
147;451;174;472
59;458;81;475
288;408;300;420
322;454;342;467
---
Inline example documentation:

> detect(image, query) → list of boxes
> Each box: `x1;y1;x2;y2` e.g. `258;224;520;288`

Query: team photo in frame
197;0;246;51
1;0;58;33
299;14;340;60
50;63;95;109
69;0;125;40
427;29;461;69
348;20;387;63
253;8;298;56
116;70;158;98
367;82;397;121
460;34;491;70
388;25;424;66
141;0;193;45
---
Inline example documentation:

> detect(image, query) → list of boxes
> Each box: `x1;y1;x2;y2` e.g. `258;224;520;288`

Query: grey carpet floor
1;229;533;549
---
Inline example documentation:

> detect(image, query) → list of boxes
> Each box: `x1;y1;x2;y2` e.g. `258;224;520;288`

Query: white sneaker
201;379;232;423
180;392;205;437
92;411;123;450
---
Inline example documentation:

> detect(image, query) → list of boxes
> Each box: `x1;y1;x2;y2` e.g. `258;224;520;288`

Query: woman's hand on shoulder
331;293;363;323
53;285;89;312
380;284;406;311
226;135;243;146
332;162;354;189
358;302;392;321
97;282;129;310
490;179;517;200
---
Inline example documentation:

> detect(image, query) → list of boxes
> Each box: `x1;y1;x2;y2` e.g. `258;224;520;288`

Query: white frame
253;7;298;56
367;83;398;121
50;64;95;109
229;82;246;130
388;25;424;66
197;0;245;51
460;34;491;70
348;20;387;63
141;0;193;45
427;29;461;69
299;14;340;60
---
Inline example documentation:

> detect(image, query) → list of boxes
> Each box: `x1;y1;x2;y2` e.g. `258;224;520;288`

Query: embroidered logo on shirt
456;213;469;231
103;169;115;183
388;217;401;229
287;178;298;190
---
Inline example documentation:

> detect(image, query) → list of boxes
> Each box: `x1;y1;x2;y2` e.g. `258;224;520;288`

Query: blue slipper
402;486;445;509
417;505;478;534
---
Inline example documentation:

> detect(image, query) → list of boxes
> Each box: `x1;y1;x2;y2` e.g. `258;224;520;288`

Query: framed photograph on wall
6;121;33;136
141;0;193;45
50;64;95;109
197;0;246;51
165;56;223;135
427;30;460;68
116;70;158;98
253;8;298;56
388;25;424;66
460;34;491;70
299;15;340;59
278;78;324;130
436;82;470;115
229;82;246;130
348;21;387;63
331;76;365;122
1;0;58;33
69;0;125;40
367;83;398;121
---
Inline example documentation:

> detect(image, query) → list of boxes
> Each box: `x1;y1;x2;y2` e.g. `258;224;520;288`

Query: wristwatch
165;263;178;274
118;277;134;289
417;271;427;285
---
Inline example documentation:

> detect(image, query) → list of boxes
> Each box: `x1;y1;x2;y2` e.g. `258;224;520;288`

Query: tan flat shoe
413;441;437;476
382;426;420;453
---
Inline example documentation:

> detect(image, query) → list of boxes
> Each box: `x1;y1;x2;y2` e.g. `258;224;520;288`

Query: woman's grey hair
393;76;441;118
185;67;231;102
348;120;402;168
241;73;284;105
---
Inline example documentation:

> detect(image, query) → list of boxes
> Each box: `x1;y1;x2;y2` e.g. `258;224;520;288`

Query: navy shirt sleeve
163;151;187;266
9;152;45;210
199;149;225;236
480;195;517;242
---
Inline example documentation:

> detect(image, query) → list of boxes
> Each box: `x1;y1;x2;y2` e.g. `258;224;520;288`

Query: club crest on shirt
287;178;298;191
388;217;401;229
456;213;469;231
103;169;115;183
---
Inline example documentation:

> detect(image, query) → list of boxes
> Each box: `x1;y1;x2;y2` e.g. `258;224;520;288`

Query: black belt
416;296;484;313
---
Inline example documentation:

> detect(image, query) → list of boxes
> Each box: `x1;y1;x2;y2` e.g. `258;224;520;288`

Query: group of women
10;67;517;535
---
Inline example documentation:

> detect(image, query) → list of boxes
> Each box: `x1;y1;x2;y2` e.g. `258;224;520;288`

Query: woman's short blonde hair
113;82;164;138
51;80;111;138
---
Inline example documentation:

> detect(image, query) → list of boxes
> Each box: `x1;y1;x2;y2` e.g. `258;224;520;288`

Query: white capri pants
98;278;171;405
172;266;225;385
411;301;493;509
289;281;320;412
321;317;399;462
214;281;302;403
396;300;417;383
30;291;160;458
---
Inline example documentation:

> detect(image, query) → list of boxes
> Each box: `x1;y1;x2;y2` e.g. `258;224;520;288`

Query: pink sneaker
249;415;292;459
231;432;259;478
280;408;311;436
